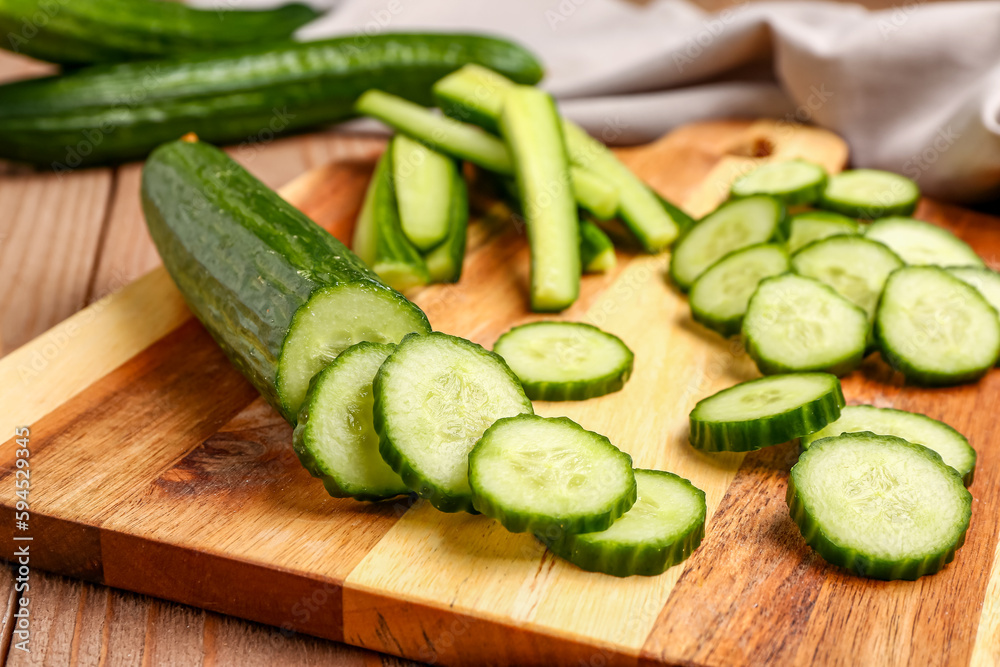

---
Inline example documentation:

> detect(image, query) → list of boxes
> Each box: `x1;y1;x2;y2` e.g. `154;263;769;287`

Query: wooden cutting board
2;119;999;667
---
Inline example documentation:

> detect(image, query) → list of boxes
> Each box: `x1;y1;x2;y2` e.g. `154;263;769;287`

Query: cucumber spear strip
819;169;920;219
730;160;828;206
689;243;789;337
875;266;1000;385
802;405;976;486
292;342;408;501
580;219;618;273
142;138;430;423
669;195;785;291
788;432;971;580
374;332;533;513
500;85;581;312
571;167;620;221
351;145;430;292
434;65;691;251
784;211;860;254
469;415;636;534
392;134;455;251
865;217;984;268
742;274;868;376
494;321;633;401
791;236;903;320
540;469;706;577
689;373;844;452
423;165;469;283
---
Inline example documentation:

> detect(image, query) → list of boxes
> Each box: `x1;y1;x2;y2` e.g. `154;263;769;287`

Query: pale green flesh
690;244;788;322
732;161;824;197
351;167;379;264
866;217;983;267
824;170;918;209
878;269;1000;374
495;323;629;385
392;135;453;251
371;262;427;293
787;214;859;254
586;248;617;273
792;237;902;319
692;374;835;422
433;64;511;126
570;166;619;220
473;418;632;518
382;337;532;497
304;345;406;495
743;274;867;370
794;434;968;561
673;197;780;288
278;285;430;417
802;406;974;479
949;267;1000;315
576;470;703;545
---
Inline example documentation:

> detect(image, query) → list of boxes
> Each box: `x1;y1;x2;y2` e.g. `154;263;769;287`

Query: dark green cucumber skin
0;0;319;66
0;33;543;167
689;375;845;453
141;139;428;423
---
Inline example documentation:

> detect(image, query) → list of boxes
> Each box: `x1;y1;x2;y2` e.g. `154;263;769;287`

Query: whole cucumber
0;33;543;168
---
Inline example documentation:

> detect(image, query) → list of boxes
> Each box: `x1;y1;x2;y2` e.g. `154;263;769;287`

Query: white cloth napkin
199;0;1000;202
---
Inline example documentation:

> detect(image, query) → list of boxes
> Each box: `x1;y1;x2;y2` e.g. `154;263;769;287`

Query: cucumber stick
819;169;920;219
141;139;430;423
374;332;533;513
689;373;844;452
500;86;580;312
0;34;543;167
801;405;976;486
789;432;971;580
580;219;617;273
865;217;983;268
494;322;633;401
293;342;408;501
540;469;706;577
730;160;827;206
469;415;636;535
423;166;469;283
0;0;320;66
352;145;429;292
392;135;454;251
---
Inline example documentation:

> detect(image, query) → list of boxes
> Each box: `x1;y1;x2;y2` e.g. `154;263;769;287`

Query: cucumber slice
351;145;429;292
580;219;617;273
571;167;619;221
743;274;868;376
423;166;469;283
788;432;971;580
493;321;633;401
689;373;843;452
875;266;1000;385
669;195;784;291
292;342;408;501
373;332;533;513
865;217;984;268
819;169;920;219
540;469;706;577
500;86;580;312
948;267;1000;325
801;405;976;486
392;134;454;251
468;415;636;534
689;243;789;337
785;211;860;254
791;236;903;320
730;160;827;206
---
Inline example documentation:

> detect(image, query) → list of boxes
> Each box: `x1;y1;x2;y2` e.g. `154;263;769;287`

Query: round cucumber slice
469;415;636;534
689;373;844;452
493;321;633;401
374;332;534;513
669;195;785;291
689;243;790;337
788;432;971;580
865;217;983;268
801;405;975;486
785;211;860;254
875;266;1000;385
791;236;903;320
949;268;1000;365
539;469;706;577
292;342;408;501
730;160;827;206
742;274;869;376
819;169;919;219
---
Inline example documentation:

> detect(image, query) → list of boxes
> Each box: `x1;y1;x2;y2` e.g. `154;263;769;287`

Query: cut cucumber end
819;169;920;220
730;160;828;206
865;216;984;268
